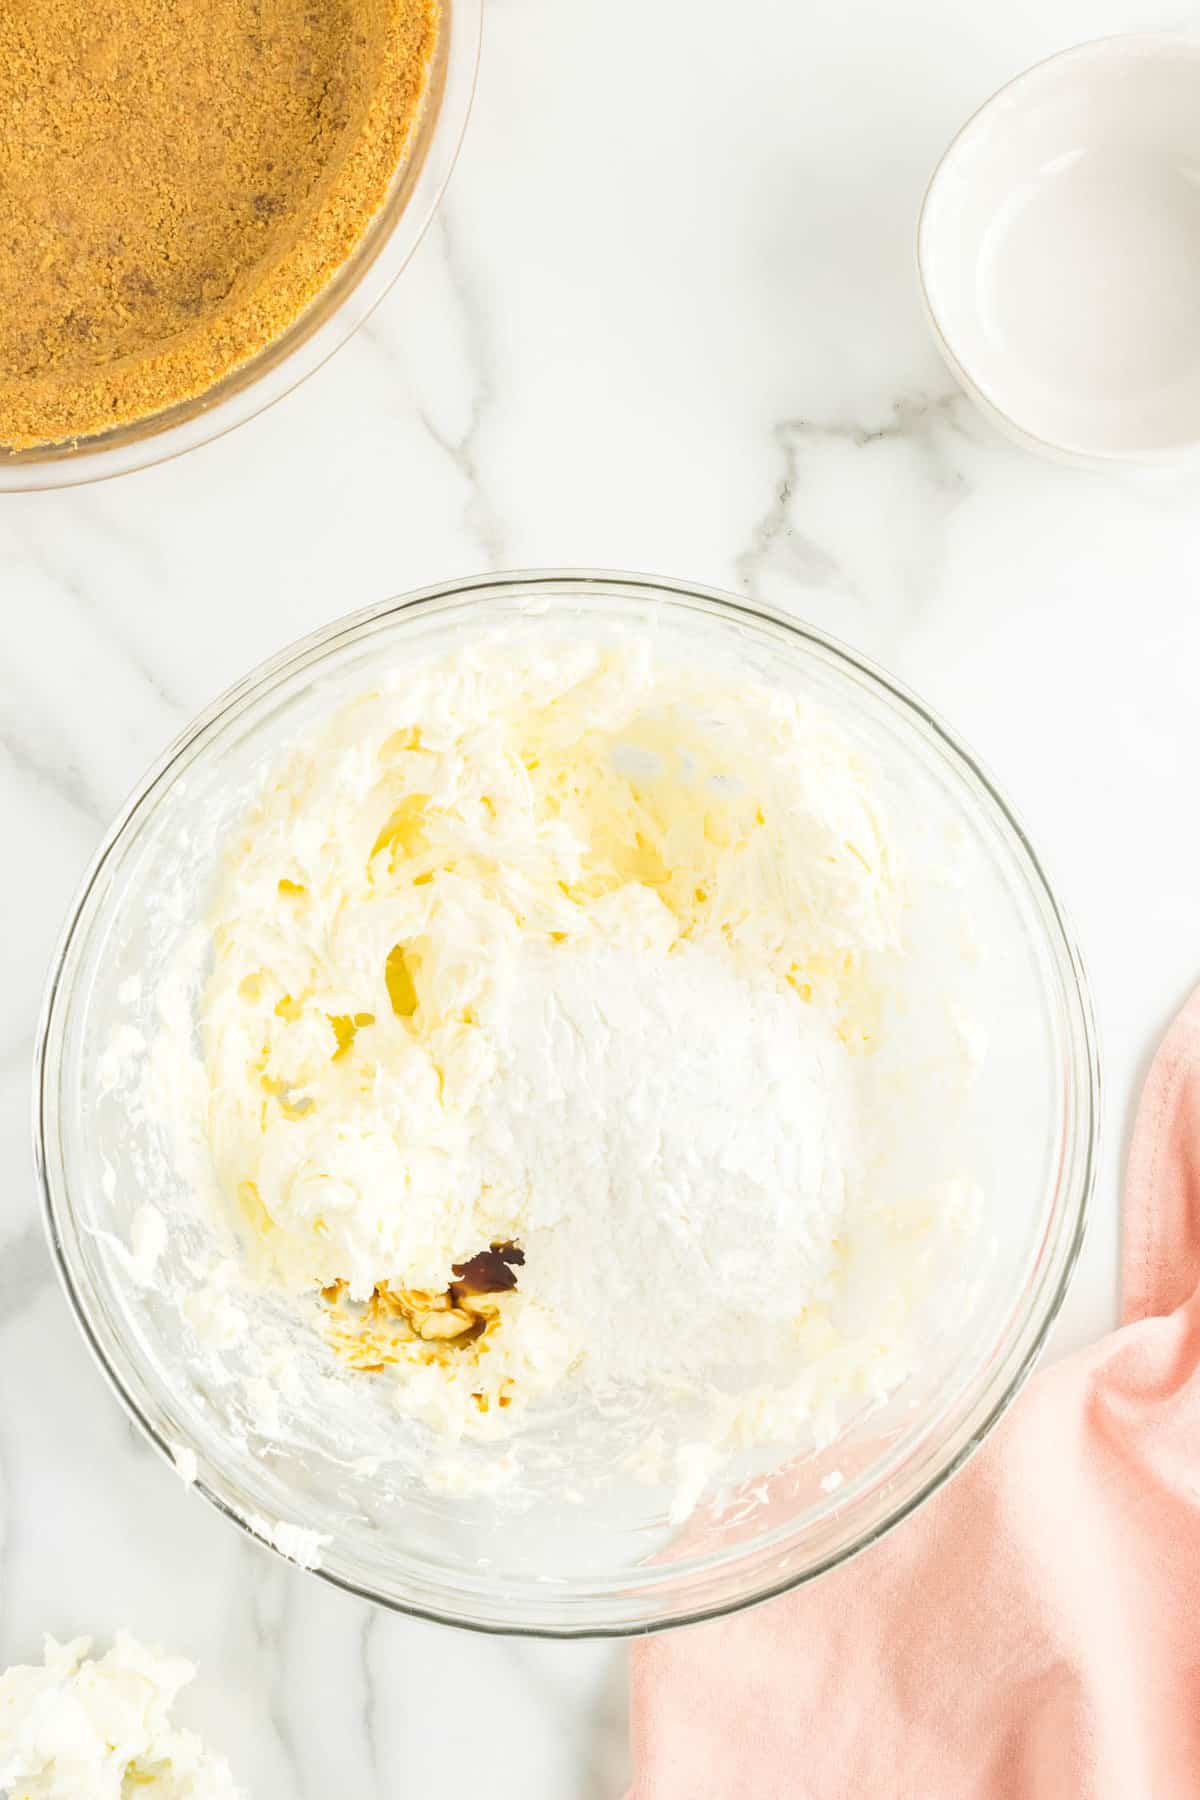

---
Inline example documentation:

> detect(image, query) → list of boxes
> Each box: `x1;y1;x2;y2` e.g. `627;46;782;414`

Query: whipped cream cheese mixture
0;1634;242;1799
162;634;978;1483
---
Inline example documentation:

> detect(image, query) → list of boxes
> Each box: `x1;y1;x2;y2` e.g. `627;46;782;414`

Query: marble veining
736;393;971;631
4;0;1200;1791
411;211;511;570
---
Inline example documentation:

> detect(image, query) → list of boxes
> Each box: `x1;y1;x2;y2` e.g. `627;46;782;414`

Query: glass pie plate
34;570;1098;1636
0;0;480;493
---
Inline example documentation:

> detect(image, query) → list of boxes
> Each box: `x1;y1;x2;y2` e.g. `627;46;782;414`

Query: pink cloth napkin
629;988;1200;1800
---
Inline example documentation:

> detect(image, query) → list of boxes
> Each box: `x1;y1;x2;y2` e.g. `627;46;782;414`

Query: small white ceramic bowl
919;35;1200;464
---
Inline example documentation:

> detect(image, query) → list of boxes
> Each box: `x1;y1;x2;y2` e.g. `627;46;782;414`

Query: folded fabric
629;989;1200;1800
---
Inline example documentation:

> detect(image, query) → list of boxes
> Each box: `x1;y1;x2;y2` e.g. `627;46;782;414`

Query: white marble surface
4;0;1200;1790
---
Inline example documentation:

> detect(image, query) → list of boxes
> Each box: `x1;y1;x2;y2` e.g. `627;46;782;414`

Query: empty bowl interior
920;36;1200;457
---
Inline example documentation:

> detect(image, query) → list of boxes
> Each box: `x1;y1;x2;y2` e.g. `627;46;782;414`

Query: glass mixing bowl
0;0;480;494
35;571;1098;1636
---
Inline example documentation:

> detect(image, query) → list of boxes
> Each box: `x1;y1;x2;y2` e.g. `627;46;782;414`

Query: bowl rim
33;568;1100;1637
916;30;1200;467
0;0;482;493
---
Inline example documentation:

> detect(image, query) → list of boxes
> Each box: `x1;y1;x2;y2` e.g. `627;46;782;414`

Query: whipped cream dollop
168;634;973;1460
0;1634;243;1799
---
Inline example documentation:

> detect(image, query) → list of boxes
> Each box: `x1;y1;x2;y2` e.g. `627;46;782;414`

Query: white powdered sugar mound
474;935;856;1389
